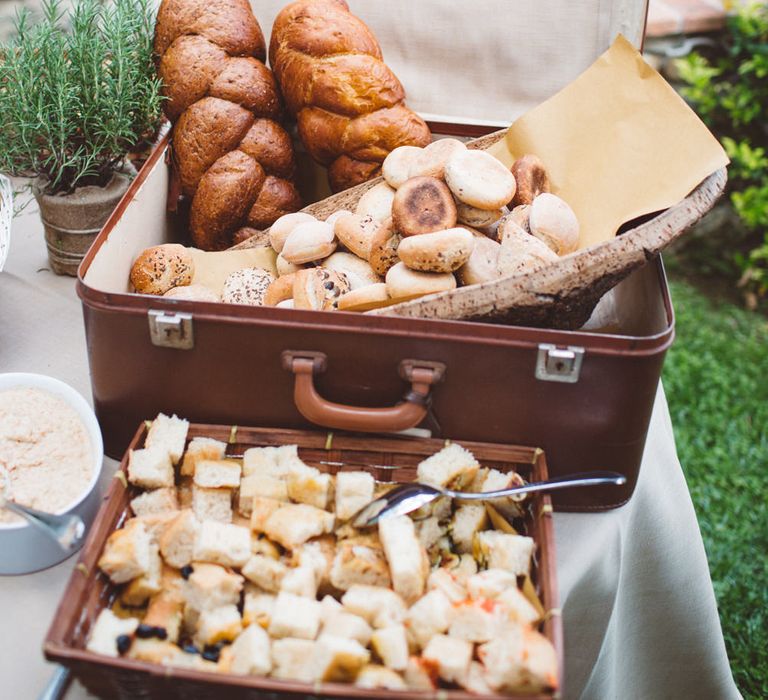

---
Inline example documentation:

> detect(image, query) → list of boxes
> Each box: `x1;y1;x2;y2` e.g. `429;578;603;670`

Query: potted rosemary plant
0;0;163;275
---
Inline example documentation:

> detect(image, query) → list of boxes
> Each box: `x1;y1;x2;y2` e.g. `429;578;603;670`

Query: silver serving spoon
351;471;626;528
0;469;85;552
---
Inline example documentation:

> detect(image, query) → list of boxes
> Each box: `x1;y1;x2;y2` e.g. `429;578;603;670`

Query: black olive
116;635;132;655
324;281;335;290
135;623;154;638
152;626;168;640
201;644;221;663
180;565;194;579
182;643;199;655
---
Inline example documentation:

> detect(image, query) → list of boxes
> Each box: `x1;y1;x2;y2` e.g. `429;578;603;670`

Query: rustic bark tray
44;423;562;699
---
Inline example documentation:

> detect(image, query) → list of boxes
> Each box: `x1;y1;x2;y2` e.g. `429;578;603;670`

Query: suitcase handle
282;351;445;433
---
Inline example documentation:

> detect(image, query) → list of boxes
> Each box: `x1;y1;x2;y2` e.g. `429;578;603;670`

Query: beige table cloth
0;202;741;700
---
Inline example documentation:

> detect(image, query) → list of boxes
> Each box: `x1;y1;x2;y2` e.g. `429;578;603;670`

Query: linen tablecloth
0;200;741;699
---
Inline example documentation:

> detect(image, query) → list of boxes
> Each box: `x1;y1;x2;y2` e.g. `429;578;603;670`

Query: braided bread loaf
155;0;301;250
270;0;432;193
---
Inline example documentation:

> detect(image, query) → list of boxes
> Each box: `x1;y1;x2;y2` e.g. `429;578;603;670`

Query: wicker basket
235;129;727;330
44;423;562;699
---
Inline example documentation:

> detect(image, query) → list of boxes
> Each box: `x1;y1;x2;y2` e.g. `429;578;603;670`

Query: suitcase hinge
535;343;584;383
148;310;194;350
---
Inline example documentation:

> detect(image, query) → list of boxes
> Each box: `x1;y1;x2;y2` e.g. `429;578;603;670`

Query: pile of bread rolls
129;143;580;312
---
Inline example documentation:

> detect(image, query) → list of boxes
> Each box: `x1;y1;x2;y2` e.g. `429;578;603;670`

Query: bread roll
397;228;475;274
528;193;580;255
163;284;219;302
281;221;337;264
269;212;317;253
269;0;431;192
496;220;558;277
409;139;466;180
356;182;396;223
508;204;532;233
337;283;391;312
333;213;381;260
457;236;502;286
385;262;456;302
444;150;516;210
455;202;503;229
155;0;301;249
367;219;402;276
276;254;303;276
293;268;351;310
322;252;381;290
130;244;194;295
391;177;457;236
221;267;274;305
510;154;550;207
382;146;423;189
263;273;296;306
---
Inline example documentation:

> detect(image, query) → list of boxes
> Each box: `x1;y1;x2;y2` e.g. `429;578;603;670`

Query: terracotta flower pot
33;173;130;276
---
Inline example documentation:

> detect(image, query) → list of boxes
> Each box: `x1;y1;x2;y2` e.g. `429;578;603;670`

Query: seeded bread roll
333;213;381;260
221;267;274;305
391;177;457;236
269;0;431;192
130;244;194;295
155;0;301;250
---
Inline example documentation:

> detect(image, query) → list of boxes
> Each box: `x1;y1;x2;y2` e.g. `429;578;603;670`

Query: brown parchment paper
188;247;276;295
487;35;729;249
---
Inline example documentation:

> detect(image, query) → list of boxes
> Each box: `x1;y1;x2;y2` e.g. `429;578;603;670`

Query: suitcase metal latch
148;310;194;350
535;344;584;383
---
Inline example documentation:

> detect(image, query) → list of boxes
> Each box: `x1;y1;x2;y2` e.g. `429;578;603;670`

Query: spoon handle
448;471;627;500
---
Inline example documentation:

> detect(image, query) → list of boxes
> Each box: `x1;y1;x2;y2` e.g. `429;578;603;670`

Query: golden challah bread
269;0;432;193
155;0;301;250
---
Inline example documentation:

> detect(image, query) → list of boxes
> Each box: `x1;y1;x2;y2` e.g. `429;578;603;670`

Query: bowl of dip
0;373;104;575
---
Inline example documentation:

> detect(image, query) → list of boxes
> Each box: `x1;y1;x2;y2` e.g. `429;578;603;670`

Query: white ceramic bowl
0;373;104;575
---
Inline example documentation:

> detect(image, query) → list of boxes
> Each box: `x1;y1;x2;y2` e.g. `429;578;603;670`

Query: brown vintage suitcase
77;0;681;511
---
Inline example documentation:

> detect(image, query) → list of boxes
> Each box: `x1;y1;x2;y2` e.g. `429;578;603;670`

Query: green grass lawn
662;277;768;699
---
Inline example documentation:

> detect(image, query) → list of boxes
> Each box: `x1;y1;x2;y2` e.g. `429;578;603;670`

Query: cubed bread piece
311;635;370;682
378;515;428;604
158;510;200;568
166;649;220;672
226;624;272;675
427;568;467;603
181;437;226;476
319;594;344;624
264;503;335;549
286;466;333;510
98;518;151;584
405;589;455;649
462;660;494;695
242;555;288;592
145;413;189;465
474;531;534;576
371;625;409;671
121;542;163;606
128;638;179;664
193;459;241;489
451;504;488;554
133;512;177;545
143;590;184;643
341;585;407;629
416;443;479;490
242;445;301;477
479;627;558;693
271;638;317;681
238;475;289;516
329;538;391;591
442;553;478;586
130;487;179;518
321;610;372;646
292;537;335;590
280;565;318;598
334;471;375;521
355;664;407;690
160;562;185;599
193;520;251;568
496;587;540;626
416;516;445;551
422;634;473;684
191;485;232;523
404;656;438;690
243;590;276;629
251;534;281;559
127;447;174;489
268;592;322;640
449;599;504;642
194;604;243;647
184;562;244;612
250;497;286;533
467;568;519;600
480;468;526;518
86;609;139;657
